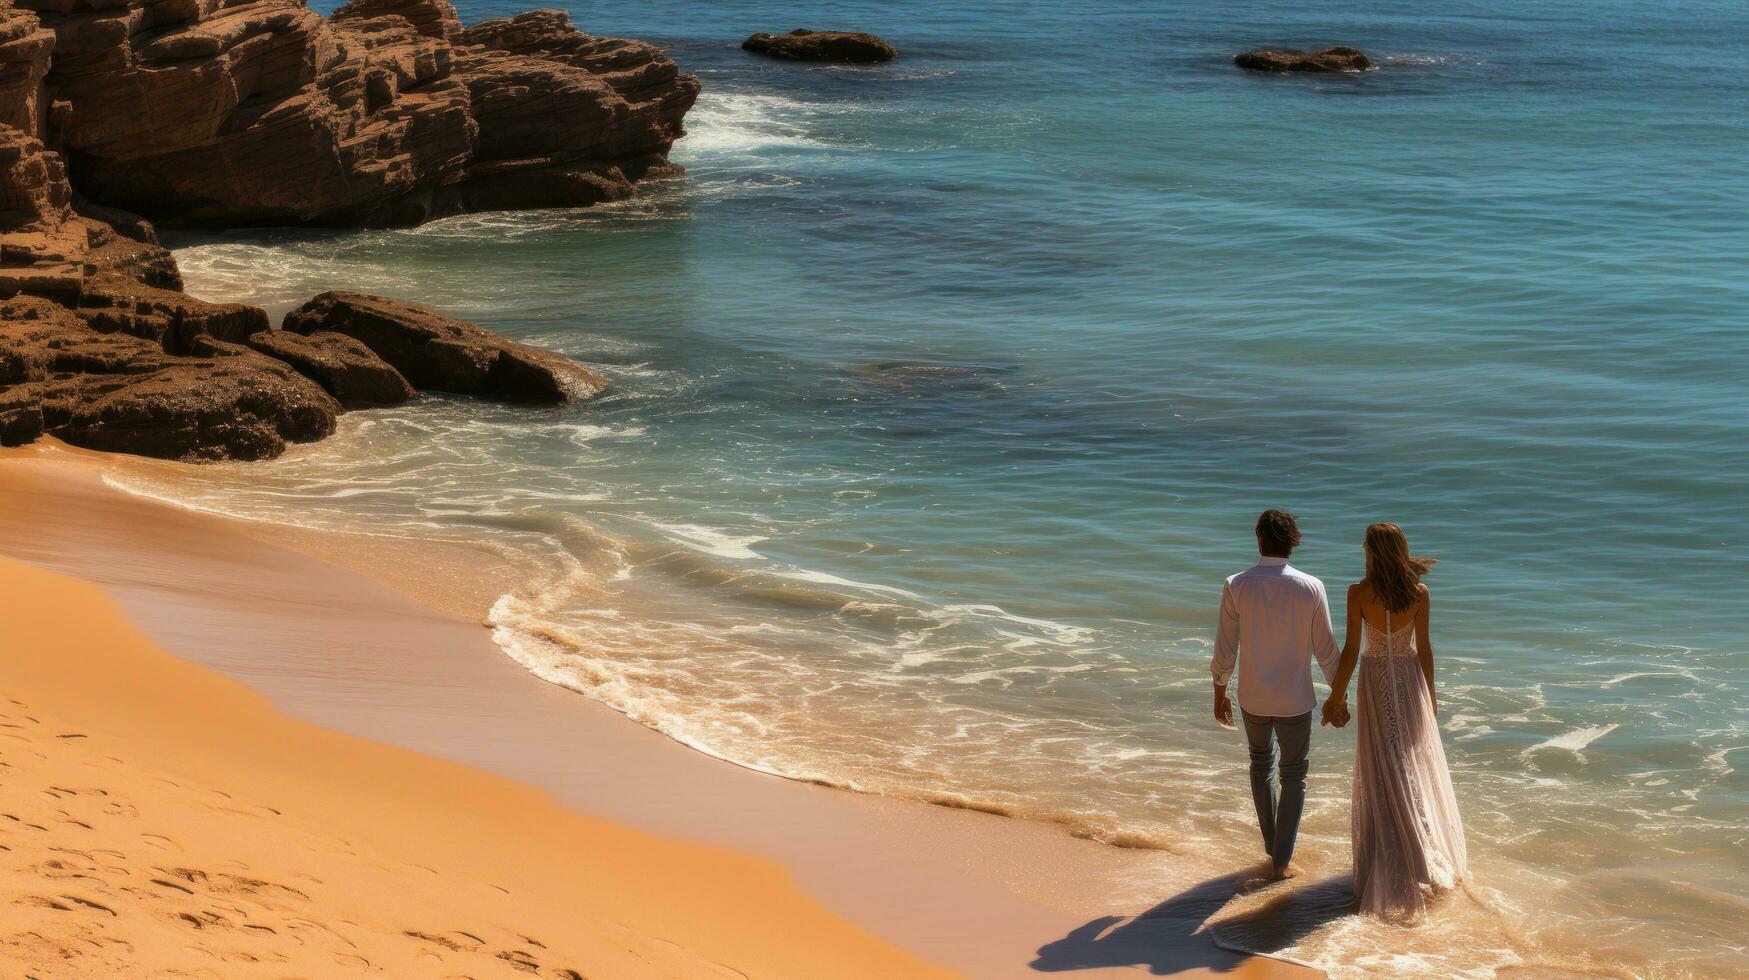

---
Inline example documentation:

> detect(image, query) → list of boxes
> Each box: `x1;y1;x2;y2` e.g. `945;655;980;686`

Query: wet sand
0;443;1320;978
0;538;945;977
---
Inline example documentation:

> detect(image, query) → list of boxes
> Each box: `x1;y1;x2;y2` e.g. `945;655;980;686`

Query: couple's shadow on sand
1031;867;1355;975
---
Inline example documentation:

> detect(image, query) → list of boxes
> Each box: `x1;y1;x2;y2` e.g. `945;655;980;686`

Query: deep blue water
158;0;1747;973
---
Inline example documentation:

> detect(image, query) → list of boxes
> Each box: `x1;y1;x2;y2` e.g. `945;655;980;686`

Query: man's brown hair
1255;508;1301;558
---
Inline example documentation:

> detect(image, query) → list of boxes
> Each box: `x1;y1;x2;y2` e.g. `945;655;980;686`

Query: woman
1324;522;1467;919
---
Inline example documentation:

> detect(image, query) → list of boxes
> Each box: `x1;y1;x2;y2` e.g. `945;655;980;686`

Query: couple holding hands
1211;509;1466;918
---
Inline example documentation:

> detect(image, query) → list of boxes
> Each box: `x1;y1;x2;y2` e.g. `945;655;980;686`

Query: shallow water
141;0;1747;974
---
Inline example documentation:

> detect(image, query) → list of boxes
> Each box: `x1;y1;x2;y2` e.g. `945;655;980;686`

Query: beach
2;0;1743;973
0;443;1313;978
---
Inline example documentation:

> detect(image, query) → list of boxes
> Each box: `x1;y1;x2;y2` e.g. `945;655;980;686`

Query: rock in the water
1233;47;1373;73
742;29;898;64
246;329;417;406
282;291;608;404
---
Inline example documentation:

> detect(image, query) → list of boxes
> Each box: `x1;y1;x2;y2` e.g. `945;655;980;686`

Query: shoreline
0;480;946;977
0;443;1318;978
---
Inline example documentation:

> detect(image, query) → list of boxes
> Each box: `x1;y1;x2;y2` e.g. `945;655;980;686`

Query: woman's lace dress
1352;608;1468;919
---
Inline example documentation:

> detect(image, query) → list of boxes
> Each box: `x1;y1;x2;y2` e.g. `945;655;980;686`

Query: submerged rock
742;29;898;64
282;292;608;404
1233;47;1373;73
854;362;1007;395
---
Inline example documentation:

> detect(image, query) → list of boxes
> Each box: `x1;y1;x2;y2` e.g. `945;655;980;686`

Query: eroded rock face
742;29;898;64
245;329;416;406
0;3;53;138
283;291;608;404
75;219;270;352
10;0;698;227
1233;47;1373;73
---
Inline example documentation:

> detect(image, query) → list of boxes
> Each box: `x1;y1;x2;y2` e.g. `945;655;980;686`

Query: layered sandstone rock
0;291;340;461
1234;47;1373;73
9;0;697;227
283;291;608;404
0;3;53;137
742;29;898;64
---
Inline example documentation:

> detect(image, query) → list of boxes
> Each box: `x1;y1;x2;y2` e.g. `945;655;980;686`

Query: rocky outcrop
0;0;670;460
0;155;340;461
245;329;416;406
283;291;607;404
0;292;340;461
0;122;609;460
1234;47;1373;73
742;29;898;64
9;0;697;227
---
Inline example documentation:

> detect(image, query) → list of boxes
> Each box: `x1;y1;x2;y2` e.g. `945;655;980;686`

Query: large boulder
1233;47;1373;73
742;29;898;64
282;291;608;404
458;10;695;145
246;329;417;406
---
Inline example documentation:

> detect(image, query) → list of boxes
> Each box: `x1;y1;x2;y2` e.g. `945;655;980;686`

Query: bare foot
1234;861;1281;895
1269;863;1303;881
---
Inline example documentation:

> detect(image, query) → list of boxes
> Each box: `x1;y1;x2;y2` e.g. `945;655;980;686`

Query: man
1210;509;1342;880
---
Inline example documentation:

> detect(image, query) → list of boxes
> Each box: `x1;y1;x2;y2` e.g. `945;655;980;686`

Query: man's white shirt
1210;557;1340;717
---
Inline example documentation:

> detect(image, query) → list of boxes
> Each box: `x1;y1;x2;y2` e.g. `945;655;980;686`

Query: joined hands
1321;698;1350;728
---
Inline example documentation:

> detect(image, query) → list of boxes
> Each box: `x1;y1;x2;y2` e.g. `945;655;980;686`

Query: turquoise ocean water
144;0;1746;974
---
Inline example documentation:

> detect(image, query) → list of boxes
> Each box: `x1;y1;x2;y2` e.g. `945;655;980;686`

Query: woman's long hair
1363;522;1438;613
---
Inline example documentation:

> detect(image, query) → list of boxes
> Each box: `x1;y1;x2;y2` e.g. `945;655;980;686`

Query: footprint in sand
403;929;470;951
61;894;117;915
